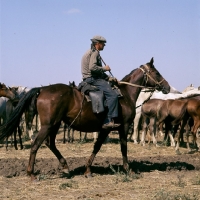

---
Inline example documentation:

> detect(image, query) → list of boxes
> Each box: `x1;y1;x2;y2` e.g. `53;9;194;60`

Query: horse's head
0;83;16;100
139;57;170;94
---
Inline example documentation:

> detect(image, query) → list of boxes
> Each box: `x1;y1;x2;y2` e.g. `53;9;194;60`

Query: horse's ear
150;57;154;65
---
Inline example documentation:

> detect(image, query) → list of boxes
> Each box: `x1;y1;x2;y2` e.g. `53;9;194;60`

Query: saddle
77;81;123;114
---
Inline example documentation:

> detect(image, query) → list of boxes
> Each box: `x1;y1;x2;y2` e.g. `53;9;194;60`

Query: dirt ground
0;130;200;200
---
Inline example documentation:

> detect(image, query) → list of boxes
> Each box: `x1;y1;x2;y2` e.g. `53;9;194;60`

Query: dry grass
0;129;200;200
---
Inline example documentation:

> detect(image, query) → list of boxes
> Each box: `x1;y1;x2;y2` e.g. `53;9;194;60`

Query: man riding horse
81;35;120;129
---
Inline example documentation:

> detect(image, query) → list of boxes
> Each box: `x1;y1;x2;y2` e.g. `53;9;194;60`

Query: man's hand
103;65;111;71
108;76;118;83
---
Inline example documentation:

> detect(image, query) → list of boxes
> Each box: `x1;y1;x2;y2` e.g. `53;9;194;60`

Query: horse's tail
0;87;41;141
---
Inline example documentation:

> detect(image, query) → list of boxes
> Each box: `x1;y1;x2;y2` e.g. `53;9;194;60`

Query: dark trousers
84;77;118;120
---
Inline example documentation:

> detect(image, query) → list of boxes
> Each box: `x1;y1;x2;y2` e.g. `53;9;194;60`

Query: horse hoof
62;168;70;174
175;150;181;155
187;149;193;154
156;144;160;147
84;172;93;178
30;175;38;182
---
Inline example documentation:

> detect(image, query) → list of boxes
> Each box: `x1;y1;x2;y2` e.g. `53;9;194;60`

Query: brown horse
0;83;15;100
0;58;170;181
140;99;167;146
149;95;200;154
175;95;200;153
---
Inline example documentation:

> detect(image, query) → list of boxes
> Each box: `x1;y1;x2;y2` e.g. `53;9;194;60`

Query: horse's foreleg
18;126;23;150
71;128;74;143
13;129;18;150
84;132;87;142
45;128;70;175
175;121;186;154
119;128;129;173
191;120;200;150
84;130;109;177
5;137;9;151
93;132;98;143
67;127;71;143
140;117;148;146
149;118;157;145
63;123;67;144
132;115;141;144
25;114;34;142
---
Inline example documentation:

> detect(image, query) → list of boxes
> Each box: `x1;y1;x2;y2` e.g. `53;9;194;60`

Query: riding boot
102;119;121;129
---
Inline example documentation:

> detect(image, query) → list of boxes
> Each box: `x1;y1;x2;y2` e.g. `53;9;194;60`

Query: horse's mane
121;69;137;81
175;93;200;100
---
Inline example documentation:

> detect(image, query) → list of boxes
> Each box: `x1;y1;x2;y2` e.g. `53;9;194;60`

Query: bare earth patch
0;131;200;200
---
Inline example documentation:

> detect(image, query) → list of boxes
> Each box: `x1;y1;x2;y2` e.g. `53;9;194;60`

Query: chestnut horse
0;58;170;181
0;83;15;100
144;95;200;154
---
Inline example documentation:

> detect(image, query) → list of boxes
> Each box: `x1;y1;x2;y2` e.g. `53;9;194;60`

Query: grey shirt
81;49;108;80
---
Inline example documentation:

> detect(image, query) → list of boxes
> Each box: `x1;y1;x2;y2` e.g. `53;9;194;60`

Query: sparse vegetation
0;129;200;199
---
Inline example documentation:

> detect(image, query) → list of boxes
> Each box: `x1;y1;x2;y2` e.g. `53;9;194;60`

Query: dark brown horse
0;83;15;100
0;58;170;181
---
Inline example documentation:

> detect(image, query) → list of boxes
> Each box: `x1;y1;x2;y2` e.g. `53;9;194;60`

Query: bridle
140;64;165;88
119;64;166;92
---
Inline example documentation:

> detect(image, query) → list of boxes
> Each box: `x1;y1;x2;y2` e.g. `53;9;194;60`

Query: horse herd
0;57;200;181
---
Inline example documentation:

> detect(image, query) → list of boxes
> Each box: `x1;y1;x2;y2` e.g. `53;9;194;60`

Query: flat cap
91;35;107;43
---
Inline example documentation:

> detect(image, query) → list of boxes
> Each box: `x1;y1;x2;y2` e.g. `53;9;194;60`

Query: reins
118;65;165;92
69;63;166;127
118;81;154;89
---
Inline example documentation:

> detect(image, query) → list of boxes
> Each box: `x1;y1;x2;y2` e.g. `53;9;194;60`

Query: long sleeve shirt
81;49;108;80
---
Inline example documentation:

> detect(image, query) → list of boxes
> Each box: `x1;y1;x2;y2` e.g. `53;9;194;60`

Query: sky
0;0;200;92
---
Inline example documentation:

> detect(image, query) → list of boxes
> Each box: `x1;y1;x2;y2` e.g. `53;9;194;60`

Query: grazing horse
0;58;170;181
0;83;16;100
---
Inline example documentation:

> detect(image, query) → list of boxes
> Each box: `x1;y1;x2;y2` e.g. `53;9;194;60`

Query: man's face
96;42;106;51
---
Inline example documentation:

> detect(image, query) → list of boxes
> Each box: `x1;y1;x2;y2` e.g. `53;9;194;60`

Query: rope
135;90;154;108
118;81;155;89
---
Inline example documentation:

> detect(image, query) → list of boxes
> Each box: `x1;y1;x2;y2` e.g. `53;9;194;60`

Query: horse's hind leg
85;129;109;177
27;123;68;181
